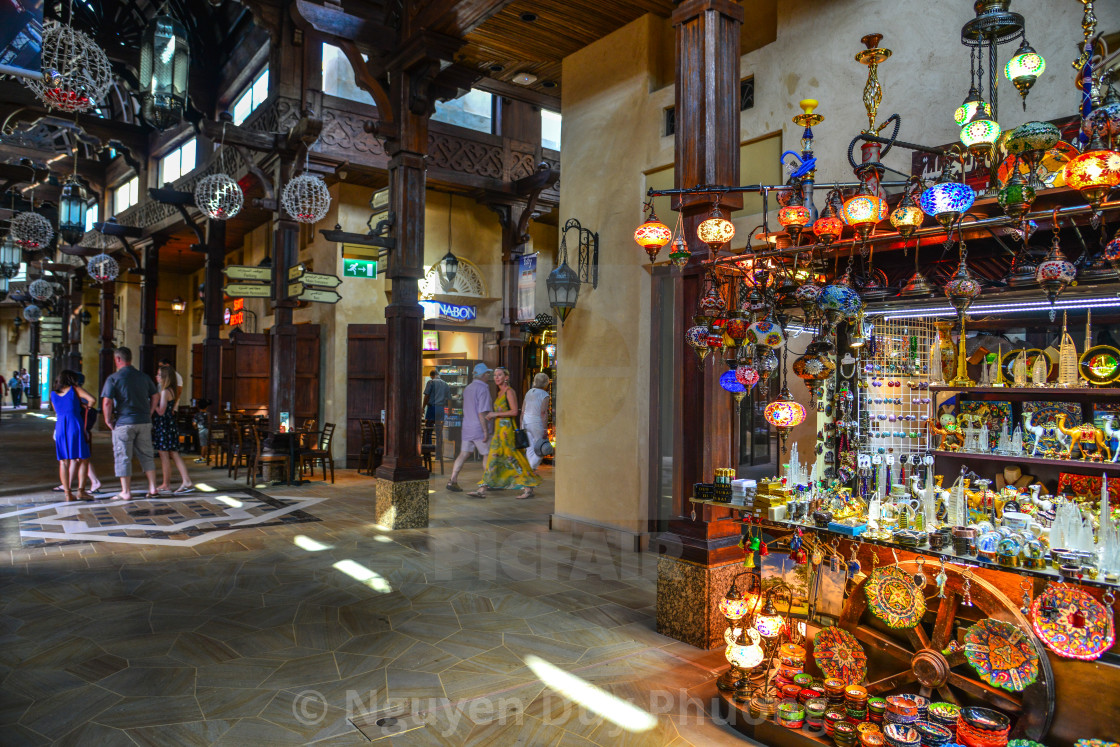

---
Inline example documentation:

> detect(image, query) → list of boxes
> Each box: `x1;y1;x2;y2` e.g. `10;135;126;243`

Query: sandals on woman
467;489;488;499
516;489;534;500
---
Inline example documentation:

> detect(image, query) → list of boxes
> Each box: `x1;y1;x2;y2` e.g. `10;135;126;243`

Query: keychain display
813;625;868;685
1030;584;1115;661
962;618;1040;692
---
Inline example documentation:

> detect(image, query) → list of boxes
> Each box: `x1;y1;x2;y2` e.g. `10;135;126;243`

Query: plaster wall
556;1;1118;534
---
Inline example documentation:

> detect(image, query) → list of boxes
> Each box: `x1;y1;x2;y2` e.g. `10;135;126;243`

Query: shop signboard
420;300;477;322
225;298;245;327
343;259;377;279
517;253;536;323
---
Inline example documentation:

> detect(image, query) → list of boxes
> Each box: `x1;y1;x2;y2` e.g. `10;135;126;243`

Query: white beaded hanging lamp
11;212;55;250
281;173;331;224
28;278;55;301
87;253;120;284
22;21;112;114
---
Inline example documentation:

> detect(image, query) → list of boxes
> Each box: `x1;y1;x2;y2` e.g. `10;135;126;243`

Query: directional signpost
40;316;63;344
223;265;273;299
287;264;343;304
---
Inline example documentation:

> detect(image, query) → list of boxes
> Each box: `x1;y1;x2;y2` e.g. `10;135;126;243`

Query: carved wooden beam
0;104;148;163
407;0;519;37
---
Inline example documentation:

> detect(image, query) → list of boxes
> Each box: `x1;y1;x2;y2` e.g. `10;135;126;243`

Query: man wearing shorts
446;363;493;492
101;347;160;501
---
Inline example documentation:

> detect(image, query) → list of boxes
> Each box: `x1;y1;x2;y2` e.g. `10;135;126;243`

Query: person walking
422;369;450;423
101;347;160;501
469;366;541;500
446;363;493;492
153;365;195;494
9;371;21;407
20;368;30;405
522;373;553;480
50;370;97;501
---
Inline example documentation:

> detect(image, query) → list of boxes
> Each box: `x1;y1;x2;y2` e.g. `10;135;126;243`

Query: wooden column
490;200;531;392
67;275;83;373
26;319;40;409
269;205;300;432
98;281;115;397
138;241;160;378
375;64;430;484
202;220;226;414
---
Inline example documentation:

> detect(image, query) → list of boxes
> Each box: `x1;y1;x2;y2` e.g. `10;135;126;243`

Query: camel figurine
1055;414;1111;461
1105;417;1120;463
928;413;964;451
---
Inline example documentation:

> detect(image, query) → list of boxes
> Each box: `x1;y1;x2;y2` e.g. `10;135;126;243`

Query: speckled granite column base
373;478;430;529
656;555;743;649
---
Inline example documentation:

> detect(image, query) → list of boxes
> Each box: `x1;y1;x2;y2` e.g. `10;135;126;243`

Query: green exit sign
343;259;377;278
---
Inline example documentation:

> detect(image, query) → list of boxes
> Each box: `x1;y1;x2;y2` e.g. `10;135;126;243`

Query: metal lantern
545;260;580;325
139;14;190;130
0;233;21;279
944;262;982;315
1004;39;1045;108
194;173;244;220
11;211;54;250
28;279;54;301
87;253;120;284
281;174;331;224
22;304;43;323
23;21;112;113
439;251;459;291
668;236;690;267
171;297;186;315
633;213;672;263
889;193;924;239
58;176;89;245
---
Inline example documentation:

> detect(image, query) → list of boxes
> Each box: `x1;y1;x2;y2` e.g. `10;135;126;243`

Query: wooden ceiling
457;0;674;99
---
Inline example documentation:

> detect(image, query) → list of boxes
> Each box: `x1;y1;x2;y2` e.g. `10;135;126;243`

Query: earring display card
860;316;933;460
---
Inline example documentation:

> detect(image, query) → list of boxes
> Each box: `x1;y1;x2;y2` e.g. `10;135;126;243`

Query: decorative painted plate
962;619;1039;692
1080;345;1120;385
1030;585;1115;661
813;626;867;685
865;565;926;629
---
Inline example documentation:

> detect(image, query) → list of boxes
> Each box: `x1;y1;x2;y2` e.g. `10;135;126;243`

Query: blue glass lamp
920;180;974;233
720;369;748;404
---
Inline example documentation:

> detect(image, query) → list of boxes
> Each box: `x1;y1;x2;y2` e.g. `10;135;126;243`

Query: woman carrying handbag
468;367;541;500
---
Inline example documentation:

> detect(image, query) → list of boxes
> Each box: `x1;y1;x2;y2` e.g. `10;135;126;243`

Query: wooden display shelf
932;449;1120;473
930;385;1120;399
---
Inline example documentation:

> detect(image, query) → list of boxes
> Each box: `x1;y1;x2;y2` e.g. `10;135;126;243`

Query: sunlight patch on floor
524;655;657;733
333;559;393;593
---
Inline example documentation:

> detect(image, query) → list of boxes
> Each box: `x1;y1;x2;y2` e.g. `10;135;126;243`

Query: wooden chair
228;423;253;480
300;423;336;483
357;419;374;475
371;422;385;473
420;423;444;474
209;418;230;469
246;426;290;485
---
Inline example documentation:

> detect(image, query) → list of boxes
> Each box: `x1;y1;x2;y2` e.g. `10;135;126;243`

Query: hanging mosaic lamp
959;106;1001;156
812;214;843;247
281;174;331;224
22;304;43;323
633;212;672;263
889;193;924;240
920;176;974;234
944;261;982;316
1006;121;1060;189
765;383;806;453
11;211;55;250
22;21;112;113
1036;244;1077;321
778;202;811;242
746;319;785;349
667;236;690;268
1105;229;1120;272
953;84;990;126
735;364;760;389
997;165;1036;221
757;348;779;380
840;188;887;242
1062;131;1120;214
698;285;725;321
1004;39;1046;108
87;253;120;284
696;206;735;251
724;311;749;347
720;370;748;404
1082;83;1120;140
686;323;710;363
794;281;822;315
195;173;244;221
816;273;863;327
28;278;54;302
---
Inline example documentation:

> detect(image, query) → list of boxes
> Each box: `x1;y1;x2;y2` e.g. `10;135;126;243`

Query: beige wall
556;0;1118;533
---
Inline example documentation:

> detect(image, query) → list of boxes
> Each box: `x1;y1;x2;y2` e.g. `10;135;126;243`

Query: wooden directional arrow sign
288;264;342;288
225;282;274;298
223;265;273;281
288;282;341;304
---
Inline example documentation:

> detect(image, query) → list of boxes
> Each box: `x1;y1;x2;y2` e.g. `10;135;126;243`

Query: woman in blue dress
50;370;97;501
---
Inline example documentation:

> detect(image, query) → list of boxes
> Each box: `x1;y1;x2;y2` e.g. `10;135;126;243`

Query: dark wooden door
295;324;320;428
346;324;387;468
229;330;270;414
191;344;203;402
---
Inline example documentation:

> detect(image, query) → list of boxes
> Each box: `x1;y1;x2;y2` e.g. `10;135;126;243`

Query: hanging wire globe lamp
195;173;244;220
28;279;54;301
22;21;112;113
88;253;120;284
11;211;55;249
281;174;331;224
22;304;43;323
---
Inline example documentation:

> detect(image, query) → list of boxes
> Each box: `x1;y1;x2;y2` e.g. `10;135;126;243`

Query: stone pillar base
374;478;430;529
656;554;743;649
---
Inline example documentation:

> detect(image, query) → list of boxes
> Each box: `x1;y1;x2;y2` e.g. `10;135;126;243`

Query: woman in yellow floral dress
469;367;541;499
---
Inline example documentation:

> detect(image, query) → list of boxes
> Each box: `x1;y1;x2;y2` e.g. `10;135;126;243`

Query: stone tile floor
0;410;750;746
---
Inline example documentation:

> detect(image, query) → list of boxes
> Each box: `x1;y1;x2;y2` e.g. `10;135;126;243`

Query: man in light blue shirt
446;363;492;492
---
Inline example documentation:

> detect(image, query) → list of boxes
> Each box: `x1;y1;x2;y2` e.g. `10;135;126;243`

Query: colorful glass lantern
959;108;1001;155
1004;39;1045;107
1104;230;1120;272
997;167;1036;220
757;348;779;380
812;215;843;246
778;204;811;241
1036;245;1077;320
725;313;749;346
668;236;690;267
697;206;735;249
1083;84;1120;138
889;195;923;239
139;14;190;129
765;383;806;452
746;320;785;348
1062;147;1120;212
58;176;89;246
1006;121;1060;188
754;597;786;639
816;275;863;326
794;282;822;314
944;261;982;315
953;85;990;126
720;369;748;404
546;260;581;325
707;326;725;351
686;324;710;363
698;285;725;320
920;180;975;233
736;364;760;389
840;192;887;241
719;583;755;622
633;213;672;263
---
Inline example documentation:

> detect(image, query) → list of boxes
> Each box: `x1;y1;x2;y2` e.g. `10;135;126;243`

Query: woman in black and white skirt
152;365;195;494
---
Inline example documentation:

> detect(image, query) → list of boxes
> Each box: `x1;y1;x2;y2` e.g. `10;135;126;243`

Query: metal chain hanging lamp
28;278;55;302
195;129;244;220
546;229;581;325
282;172;331;224
22;20;112;113
139;11;190;130
87;253;120;284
